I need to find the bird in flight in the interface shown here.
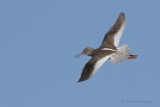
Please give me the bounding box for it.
[75,12,137,82]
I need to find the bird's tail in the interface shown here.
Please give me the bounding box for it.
[110,44,137,64]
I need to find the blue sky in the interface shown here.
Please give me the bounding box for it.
[0,0,159,107]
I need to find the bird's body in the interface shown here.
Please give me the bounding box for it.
[75,12,137,82]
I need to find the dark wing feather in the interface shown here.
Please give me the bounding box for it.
[100,12,126,49]
[78,57,99,82]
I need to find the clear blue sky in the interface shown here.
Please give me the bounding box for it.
[0,0,159,107]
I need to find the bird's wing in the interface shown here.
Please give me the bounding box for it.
[100,12,126,49]
[78,55,111,82]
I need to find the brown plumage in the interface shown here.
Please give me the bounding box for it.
[75,12,137,82]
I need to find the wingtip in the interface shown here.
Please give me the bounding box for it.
[77,78,84,82]
[77,76,89,82]
[77,80,82,82]
[120,12,125,14]
[120,12,125,18]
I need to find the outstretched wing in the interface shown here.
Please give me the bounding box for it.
[78,55,111,82]
[100,12,126,49]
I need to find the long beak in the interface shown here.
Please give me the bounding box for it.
[74,52,84,58]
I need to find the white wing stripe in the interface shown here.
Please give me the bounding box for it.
[92,55,111,75]
[114,23,126,47]
[101,48,116,51]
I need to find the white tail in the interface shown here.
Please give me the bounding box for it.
[110,44,129,64]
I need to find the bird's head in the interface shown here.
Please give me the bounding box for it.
[75,47,94,58]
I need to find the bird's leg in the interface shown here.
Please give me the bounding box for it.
[128,54,138,59]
